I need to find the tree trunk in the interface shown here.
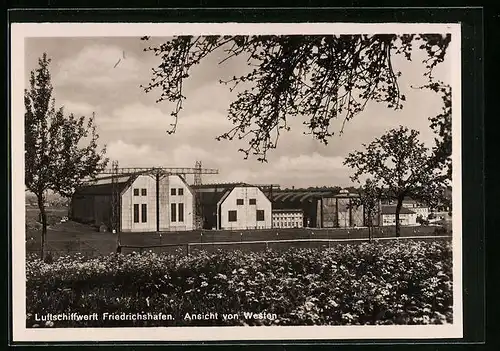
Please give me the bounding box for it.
[368,214,372,242]
[395,197,403,238]
[37,194,47,259]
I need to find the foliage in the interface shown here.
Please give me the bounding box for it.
[24,53,108,258]
[416,215,430,226]
[141,34,451,162]
[27,240,453,328]
[420,81,452,181]
[344,126,448,237]
[350,179,381,239]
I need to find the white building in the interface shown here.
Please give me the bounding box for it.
[401,199,430,219]
[71,174,195,232]
[217,186,272,230]
[381,205,417,226]
[272,209,304,228]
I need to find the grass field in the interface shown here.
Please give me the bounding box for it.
[25,207,452,258]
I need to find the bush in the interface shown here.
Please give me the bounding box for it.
[26,240,453,328]
[416,216,429,226]
[434,226,448,235]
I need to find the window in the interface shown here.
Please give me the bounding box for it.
[256,210,265,221]
[133,189,139,196]
[171,203,177,222]
[141,204,147,223]
[228,210,237,222]
[171,188,176,196]
[178,203,184,222]
[133,204,139,223]
[236,199,244,205]
[141,188,147,196]
[178,188,184,196]
[249,198,256,205]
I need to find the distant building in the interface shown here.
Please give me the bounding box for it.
[272,209,304,228]
[193,183,272,230]
[381,205,417,226]
[384,198,430,220]
[316,189,366,228]
[271,188,376,228]
[71,174,195,232]
[271,189,334,227]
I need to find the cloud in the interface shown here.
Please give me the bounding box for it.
[54,44,142,88]
[272,153,347,174]
[216,152,351,187]
[105,140,229,168]
[58,100,97,117]
[99,102,233,135]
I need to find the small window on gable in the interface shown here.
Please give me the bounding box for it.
[141,188,147,196]
[236,199,244,205]
[249,198,256,205]
[228,210,237,222]
[171,188,176,196]
[133,188,139,196]
[256,210,265,222]
[178,188,184,196]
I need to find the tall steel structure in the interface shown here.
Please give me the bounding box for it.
[103,165,219,233]
[194,160,202,186]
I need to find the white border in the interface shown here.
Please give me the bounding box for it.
[11,22,463,342]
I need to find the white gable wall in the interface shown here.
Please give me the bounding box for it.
[121,175,157,232]
[219,186,272,230]
[121,174,194,232]
[164,175,194,231]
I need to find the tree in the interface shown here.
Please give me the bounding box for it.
[25,53,108,259]
[343,126,448,237]
[141,34,451,162]
[350,179,381,241]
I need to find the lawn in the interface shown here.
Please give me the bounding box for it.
[25,208,451,258]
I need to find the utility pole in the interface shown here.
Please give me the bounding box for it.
[194,160,203,230]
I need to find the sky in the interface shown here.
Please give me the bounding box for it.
[24,36,451,189]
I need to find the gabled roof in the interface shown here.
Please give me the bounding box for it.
[197,188,230,207]
[217,189,232,207]
[272,190,335,203]
[194,182,272,206]
[74,175,135,196]
[381,205,416,215]
[191,182,250,190]
[177,175,195,196]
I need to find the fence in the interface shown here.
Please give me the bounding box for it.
[26,224,451,258]
[118,235,452,256]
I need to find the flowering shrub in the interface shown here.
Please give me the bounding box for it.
[26,240,453,327]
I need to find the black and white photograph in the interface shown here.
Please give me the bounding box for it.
[11,22,463,342]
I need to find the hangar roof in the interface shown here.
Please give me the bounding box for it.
[73,176,134,196]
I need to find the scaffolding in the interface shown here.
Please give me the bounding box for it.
[194,161,202,186]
